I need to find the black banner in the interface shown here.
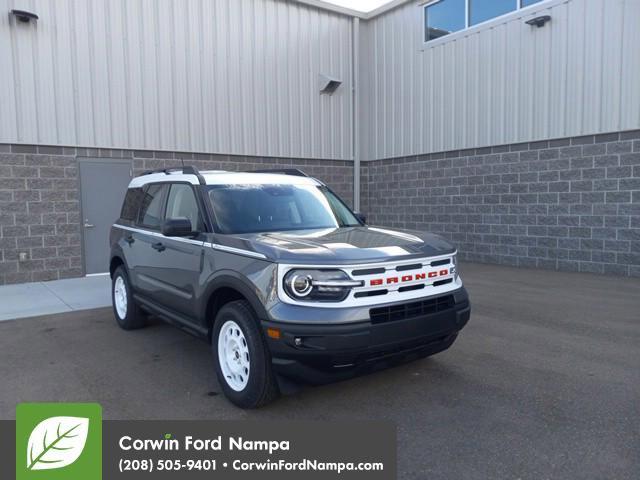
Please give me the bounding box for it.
[2,420,396,479]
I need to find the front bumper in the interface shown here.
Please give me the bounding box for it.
[262,287,470,384]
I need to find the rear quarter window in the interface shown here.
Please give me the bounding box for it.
[120,188,144,222]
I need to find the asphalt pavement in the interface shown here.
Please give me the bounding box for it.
[1,262,638,479]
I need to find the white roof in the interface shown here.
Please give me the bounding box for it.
[128,170,321,188]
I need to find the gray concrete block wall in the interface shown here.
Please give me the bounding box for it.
[0,145,353,285]
[362,131,640,277]
[2,130,639,284]
[0,151,82,284]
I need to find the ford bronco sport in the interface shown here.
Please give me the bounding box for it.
[110,167,471,408]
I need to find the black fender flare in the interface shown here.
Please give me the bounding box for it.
[198,270,270,326]
[109,246,129,277]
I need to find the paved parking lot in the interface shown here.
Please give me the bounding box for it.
[1,263,638,479]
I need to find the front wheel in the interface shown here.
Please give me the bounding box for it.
[212,300,279,408]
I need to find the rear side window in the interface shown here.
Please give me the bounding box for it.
[120,188,144,222]
[137,184,168,230]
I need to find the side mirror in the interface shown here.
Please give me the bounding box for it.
[354,212,367,224]
[162,217,194,237]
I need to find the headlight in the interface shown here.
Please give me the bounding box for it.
[283,269,363,302]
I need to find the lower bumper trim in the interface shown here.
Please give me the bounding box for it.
[272,333,458,385]
[263,291,471,384]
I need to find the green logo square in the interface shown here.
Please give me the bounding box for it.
[16,403,102,480]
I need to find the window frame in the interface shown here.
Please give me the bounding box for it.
[320,186,363,228]
[421,0,558,48]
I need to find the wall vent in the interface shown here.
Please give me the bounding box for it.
[11,9,38,23]
[525,15,551,28]
[318,74,342,95]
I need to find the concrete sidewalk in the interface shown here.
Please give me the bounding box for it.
[0,275,111,321]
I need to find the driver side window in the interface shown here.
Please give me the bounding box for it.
[165,183,204,232]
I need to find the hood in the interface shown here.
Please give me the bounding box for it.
[216,226,456,264]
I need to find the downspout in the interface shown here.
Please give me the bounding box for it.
[351,16,361,211]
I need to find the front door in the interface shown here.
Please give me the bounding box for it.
[150,182,206,320]
[79,159,132,274]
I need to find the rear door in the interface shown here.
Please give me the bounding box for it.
[132,183,170,304]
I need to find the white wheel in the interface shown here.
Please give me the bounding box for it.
[212,301,279,408]
[217,320,250,392]
[111,265,145,330]
[114,275,128,320]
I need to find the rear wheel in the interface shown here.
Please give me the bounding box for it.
[111,265,146,330]
[212,300,279,408]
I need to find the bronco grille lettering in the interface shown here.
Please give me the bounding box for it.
[369,269,449,287]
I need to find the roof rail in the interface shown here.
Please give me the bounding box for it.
[249,168,309,177]
[141,165,206,185]
[141,167,181,176]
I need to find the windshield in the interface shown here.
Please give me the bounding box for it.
[207,184,361,234]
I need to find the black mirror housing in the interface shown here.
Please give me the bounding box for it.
[162,217,194,237]
[355,212,367,224]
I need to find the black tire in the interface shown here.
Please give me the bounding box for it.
[212,300,279,409]
[111,265,146,330]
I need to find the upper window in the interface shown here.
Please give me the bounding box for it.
[137,184,167,230]
[425,0,465,42]
[424,0,544,43]
[165,183,204,232]
[470,0,517,26]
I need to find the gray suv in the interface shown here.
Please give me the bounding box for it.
[109,167,471,408]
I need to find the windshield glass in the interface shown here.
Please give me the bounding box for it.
[207,184,361,234]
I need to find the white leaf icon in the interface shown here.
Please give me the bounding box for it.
[26,416,90,470]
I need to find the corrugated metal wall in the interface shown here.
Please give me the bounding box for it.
[359,0,640,160]
[0,0,354,159]
[2,0,639,162]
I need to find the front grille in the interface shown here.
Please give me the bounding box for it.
[396,263,422,272]
[370,294,455,324]
[352,267,385,276]
[430,259,451,267]
[354,289,388,298]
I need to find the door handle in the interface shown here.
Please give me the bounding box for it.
[151,242,165,252]
[124,235,135,245]
[83,219,95,228]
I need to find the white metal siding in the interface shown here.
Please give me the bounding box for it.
[359,0,640,160]
[0,0,354,159]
